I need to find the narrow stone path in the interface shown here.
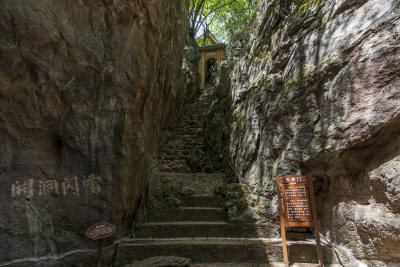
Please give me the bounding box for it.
[158,91,214,173]
[114,89,348,266]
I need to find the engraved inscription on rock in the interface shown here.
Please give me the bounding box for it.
[281,180,312,222]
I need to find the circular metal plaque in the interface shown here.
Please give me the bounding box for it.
[86,222,116,240]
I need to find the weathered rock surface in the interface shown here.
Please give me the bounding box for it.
[0,0,188,265]
[182,36,201,99]
[211,0,400,265]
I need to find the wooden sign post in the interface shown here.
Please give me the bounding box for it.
[275,175,323,266]
[86,222,116,267]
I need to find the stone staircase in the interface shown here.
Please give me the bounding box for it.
[114,178,348,266]
[114,91,349,266]
[158,92,214,173]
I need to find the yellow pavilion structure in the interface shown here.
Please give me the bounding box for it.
[196,31,225,88]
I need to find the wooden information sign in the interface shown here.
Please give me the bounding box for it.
[86,222,116,267]
[276,175,323,266]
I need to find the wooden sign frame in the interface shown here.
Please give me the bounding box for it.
[276,175,323,266]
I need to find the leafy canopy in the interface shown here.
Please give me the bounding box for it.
[189,0,257,44]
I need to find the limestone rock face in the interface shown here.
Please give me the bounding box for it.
[182,36,201,99]
[215,0,400,264]
[0,0,188,265]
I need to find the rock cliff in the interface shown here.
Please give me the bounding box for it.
[0,0,188,265]
[211,0,400,265]
[182,36,201,100]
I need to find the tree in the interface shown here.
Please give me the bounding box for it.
[189,0,257,43]
[209,0,257,42]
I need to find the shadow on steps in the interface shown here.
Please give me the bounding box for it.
[114,191,348,266]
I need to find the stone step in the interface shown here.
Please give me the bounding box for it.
[187,122,205,126]
[180,136,205,142]
[167,140,204,146]
[187,104,211,109]
[158,159,188,164]
[159,159,186,166]
[184,102,212,107]
[158,162,189,170]
[179,195,225,207]
[158,160,190,166]
[161,142,185,148]
[158,173,224,196]
[159,150,202,159]
[150,207,226,222]
[170,139,203,144]
[114,237,348,266]
[159,154,184,161]
[158,166,172,172]
[161,142,203,149]
[180,110,205,115]
[159,151,205,161]
[193,263,346,267]
[158,162,188,169]
[159,165,190,173]
[163,131,203,137]
[158,158,186,165]
[172,132,203,138]
[188,101,212,106]
[178,111,205,116]
[159,150,201,158]
[160,148,191,156]
[181,112,207,116]
[160,143,204,152]
[135,222,274,238]
[178,119,205,124]
[179,114,204,119]
[171,130,204,137]
[170,131,204,137]
[161,144,203,152]
[158,159,188,165]
[175,125,205,131]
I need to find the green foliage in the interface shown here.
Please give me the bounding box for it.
[209,0,257,42]
[189,0,258,43]
[196,36,216,46]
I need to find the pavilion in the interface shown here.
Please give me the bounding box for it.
[196,30,225,88]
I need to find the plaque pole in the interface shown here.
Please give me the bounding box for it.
[97,238,103,267]
[307,176,324,267]
[275,177,289,266]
